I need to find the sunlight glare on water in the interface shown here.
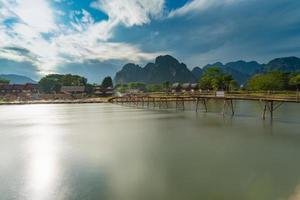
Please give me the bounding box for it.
[0,103,300,200]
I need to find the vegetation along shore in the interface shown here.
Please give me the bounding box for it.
[1,55,300,105]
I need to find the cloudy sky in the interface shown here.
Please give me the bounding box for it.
[0,0,300,82]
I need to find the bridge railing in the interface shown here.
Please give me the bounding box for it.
[225,91,299,101]
[110,90,300,103]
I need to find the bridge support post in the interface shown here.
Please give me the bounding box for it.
[230,99,234,116]
[176,97,185,111]
[203,98,208,113]
[142,97,144,107]
[262,103,267,120]
[159,98,162,109]
[261,100,283,121]
[222,99,235,116]
[165,97,168,109]
[270,101,274,120]
[196,98,208,113]
[262,101,273,120]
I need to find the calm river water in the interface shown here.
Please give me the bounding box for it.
[0,102,300,200]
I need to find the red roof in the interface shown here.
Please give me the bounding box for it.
[12,84,25,90]
[2,85,13,90]
[61,86,85,93]
[24,83,38,90]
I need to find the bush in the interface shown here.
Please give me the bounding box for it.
[246,72,289,91]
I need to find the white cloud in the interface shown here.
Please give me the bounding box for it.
[0,0,167,76]
[91,0,165,27]
[1,0,57,33]
[169,0,242,17]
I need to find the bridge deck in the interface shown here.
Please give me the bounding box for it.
[109,94,300,103]
[109,93,299,120]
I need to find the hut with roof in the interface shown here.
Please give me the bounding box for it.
[181,83,192,92]
[93,85,114,96]
[23,83,39,94]
[171,83,182,93]
[61,86,85,95]
[190,83,199,92]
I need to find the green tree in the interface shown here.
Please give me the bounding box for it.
[146,84,163,92]
[199,67,235,90]
[38,74,87,93]
[223,75,234,91]
[289,74,300,90]
[38,75,61,93]
[229,80,239,91]
[128,82,146,91]
[85,83,94,95]
[0,78,10,84]
[115,84,128,93]
[163,81,170,92]
[101,76,113,88]
[246,71,288,91]
[116,82,146,93]
[62,74,87,86]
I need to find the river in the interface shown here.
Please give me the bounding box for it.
[0,102,300,200]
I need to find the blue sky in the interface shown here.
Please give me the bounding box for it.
[1,0,300,83]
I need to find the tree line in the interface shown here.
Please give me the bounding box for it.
[198,67,300,91]
[103,68,300,93]
[0,78,10,84]
[38,74,113,93]
[115,82,170,93]
[2,69,300,93]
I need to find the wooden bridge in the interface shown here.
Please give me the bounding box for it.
[108,92,300,120]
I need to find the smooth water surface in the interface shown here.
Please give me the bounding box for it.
[0,102,300,200]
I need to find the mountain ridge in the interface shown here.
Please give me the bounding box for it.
[115,55,300,85]
[115,55,197,84]
[264,56,300,72]
[0,74,36,84]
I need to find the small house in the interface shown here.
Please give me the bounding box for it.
[61,86,85,94]
[0,84,12,94]
[0,83,39,98]
[181,83,192,92]
[171,83,181,93]
[23,83,39,94]
[93,85,114,96]
[105,87,114,96]
[93,85,103,96]
[0,84,24,94]
[12,84,25,93]
[190,83,199,92]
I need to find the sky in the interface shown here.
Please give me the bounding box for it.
[0,0,300,83]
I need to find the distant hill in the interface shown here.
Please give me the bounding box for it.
[0,74,36,84]
[224,61,262,76]
[264,56,300,72]
[203,62,223,69]
[114,55,300,85]
[115,55,197,84]
[191,67,203,79]
[202,60,263,84]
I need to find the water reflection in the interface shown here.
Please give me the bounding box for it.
[6,105,63,200]
[25,134,59,200]
[0,103,300,200]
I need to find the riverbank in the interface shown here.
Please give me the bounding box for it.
[0,97,110,106]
